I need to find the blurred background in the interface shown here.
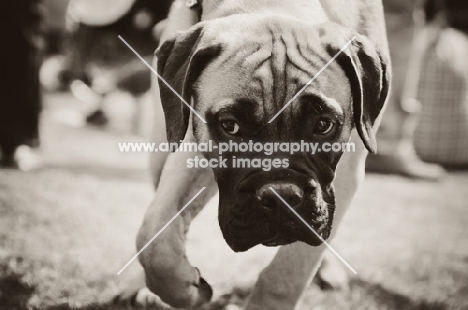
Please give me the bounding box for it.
[0,0,467,309]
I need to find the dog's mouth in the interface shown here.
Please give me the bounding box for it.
[222,219,331,252]
[219,198,333,252]
[262,235,294,247]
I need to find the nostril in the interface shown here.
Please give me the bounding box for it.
[256,183,304,208]
[257,194,277,208]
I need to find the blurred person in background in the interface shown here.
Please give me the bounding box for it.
[65,0,172,131]
[0,0,44,170]
[367,0,445,180]
[368,0,468,178]
[414,0,468,168]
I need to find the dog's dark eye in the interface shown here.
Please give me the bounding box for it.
[221,120,241,135]
[314,118,334,135]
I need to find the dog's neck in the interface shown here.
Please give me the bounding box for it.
[202,0,329,24]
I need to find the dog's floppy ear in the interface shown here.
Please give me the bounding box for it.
[321,24,390,153]
[156,23,222,144]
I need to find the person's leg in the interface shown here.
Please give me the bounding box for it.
[0,0,43,169]
[367,0,444,180]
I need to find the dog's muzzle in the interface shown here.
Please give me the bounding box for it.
[218,169,335,252]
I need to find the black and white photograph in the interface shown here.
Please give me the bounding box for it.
[0,0,467,309]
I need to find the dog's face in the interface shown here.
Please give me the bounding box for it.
[157,15,389,252]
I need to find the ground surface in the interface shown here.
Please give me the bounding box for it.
[0,93,467,310]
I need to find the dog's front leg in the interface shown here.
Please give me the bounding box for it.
[244,134,367,310]
[137,147,218,309]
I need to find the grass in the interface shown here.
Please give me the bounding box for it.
[0,93,467,310]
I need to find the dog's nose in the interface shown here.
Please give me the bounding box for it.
[256,183,304,208]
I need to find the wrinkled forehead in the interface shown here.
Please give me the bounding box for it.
[195,20,351,117]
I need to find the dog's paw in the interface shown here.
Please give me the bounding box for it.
[199,287,250,310]
[114,287,173,309]
[200,302,242,310]
[134,287,173,309]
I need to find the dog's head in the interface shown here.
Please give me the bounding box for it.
[156,15,389,252]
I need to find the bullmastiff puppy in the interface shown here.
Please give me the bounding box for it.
[120,0,390,309]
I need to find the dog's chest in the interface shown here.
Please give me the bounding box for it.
[201,0,328,24]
